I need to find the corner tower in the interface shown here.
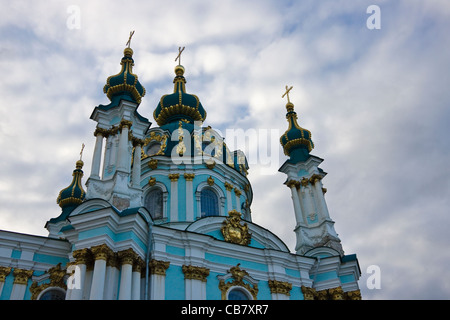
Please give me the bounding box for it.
[279,87,343,256]
[84,45,151,210]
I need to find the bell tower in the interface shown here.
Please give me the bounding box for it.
[84,44,151,210]
[279,87,343,256]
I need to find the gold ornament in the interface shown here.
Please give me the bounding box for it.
[221,210,251,246]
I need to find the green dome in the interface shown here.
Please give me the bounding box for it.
[153,65,206,126]
[103,48,146,104]
[56,160,85,210]
[280,102,314,162]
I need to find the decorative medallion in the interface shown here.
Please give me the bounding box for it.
[221,210,251,246]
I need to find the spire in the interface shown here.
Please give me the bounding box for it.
[103,32,146,104]
[153,47,207,126]
[279,86,314,163]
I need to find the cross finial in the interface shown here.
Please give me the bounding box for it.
[79,143,85,161]
[175,46,185,65]
[282,85,293,104]
[126,30,135,48]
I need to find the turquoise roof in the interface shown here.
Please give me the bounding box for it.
[153,65,206,126]
[103,48,146,104]
[55,160,85,217]
[280,102,314,163]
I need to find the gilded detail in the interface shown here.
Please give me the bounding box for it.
[219,264,258,300]
[221,210,251,246]
[0,266,12,282]
[182,265,210,282]
[13,268,33,285]
[184,173,195,181]
[148,259,170,276]
[30,263,67,300]
[268,280,293,296]
[168,173,180,182]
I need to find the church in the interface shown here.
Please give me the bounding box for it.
[0,41,361,300]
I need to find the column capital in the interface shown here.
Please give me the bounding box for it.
[0,266,11,282]
[309,174,322,185]
[268,280,292,296]
[234,188,242,197]
[118,248,138,266]
[94,127,109,137]
[72,248,93,265]
[132,256,145,274]
[148,259,170,276]
[224,182,234,191]
[119,119,133,130]
[182,265,210,282]
[168,173,180,182]
[286,179,300,189]
[91,244,114,261]
[301,285,317,300]
[184,173,195,181]
[13,268,33,285]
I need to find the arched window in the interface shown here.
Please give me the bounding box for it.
[145,188,163,219]
[228,287,251,300]
[201,188,219,217]
[39,288,66,300]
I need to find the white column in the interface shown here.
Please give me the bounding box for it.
[148,260,169,300]
[117,120,131,172]
[68,263,86,300]
[90,259,107,300]
[182,265,208,300]
[90,130,104,179]
[10,268,32,300]
[287,181,303,225]
[131,261,142,300]
[195,191,201,218]
[132,143,142,188]
[68,248,90,300]
[184,173,194,221]
[312,178,331,220]
[104,261,119,300]
[234,188,242,212]
[118,249,136,300]
[150,274,166,300]
[89,244,111,300]
[301,181,315,222]
[169,174,179,222]
[225,183,233,213]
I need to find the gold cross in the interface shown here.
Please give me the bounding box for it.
[79,143,85,161]
[282,85,293,103]
[126,30,135,48]
[175,46,185,65]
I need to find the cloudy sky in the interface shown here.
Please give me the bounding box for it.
[1,0,450,300]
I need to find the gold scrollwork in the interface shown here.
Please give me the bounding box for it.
[221,210,251,246]
[268,280,293,296]
[142,131,168,160]
[30,263,66,300]
[218,264,258,300]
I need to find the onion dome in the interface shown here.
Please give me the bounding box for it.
[280,102,314,162]
[153,65,207,126]
[56,160,85,211]
[103,47,146,104]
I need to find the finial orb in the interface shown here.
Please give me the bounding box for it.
[124,47,133,57]
[175,65,185,76]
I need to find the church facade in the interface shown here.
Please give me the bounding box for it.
[0,45,361,300]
